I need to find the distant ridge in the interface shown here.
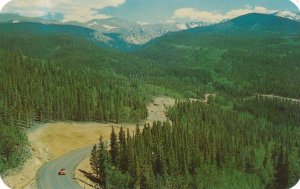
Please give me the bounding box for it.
[1,12,300,51]
[187,13,300,34]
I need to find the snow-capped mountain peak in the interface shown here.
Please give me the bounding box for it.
[273,10,300,22]
[186,21,209,29]
[173,21,209,30]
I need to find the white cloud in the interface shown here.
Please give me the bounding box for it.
[2,0,125,22]
[172,6,276,23]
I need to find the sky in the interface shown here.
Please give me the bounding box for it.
[0,0,299,23]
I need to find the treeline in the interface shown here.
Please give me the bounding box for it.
[91,101,300,189]
[0,50,148,173]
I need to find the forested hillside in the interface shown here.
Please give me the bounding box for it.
[90,99,300,189]
[1,15,300,99]
[136,14,300,98]
[0,49,150,173]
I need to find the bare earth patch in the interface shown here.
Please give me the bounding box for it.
[146,97,175,124]
[27,122,136,159]
[189,93,216,103]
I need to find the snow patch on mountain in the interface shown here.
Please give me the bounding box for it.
[185,21,209,29]
[176,24,187,30]
[87,21,97,27]
[102,24,118,30]
[121,21,210,45]
[273,10,300,22]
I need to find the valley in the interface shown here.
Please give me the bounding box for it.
[0,9,299,189]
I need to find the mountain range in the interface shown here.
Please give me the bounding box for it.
[0,13,208,47]
[0,10,299,51]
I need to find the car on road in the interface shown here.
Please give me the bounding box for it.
[58,168,67,175]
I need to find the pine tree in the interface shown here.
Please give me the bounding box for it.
[118,126,128,172]
[110,126,119,167]
[97,136,108,189]
[90,145,99,178]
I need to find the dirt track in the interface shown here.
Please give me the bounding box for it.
[257,94,300,103]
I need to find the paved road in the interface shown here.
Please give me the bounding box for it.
[37,146,92,189]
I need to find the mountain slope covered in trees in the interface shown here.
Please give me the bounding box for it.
[0,49,150,172]
[136,14,300,99]
[0,13,299,188]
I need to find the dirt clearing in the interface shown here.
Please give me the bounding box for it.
[146,97,175,124]
[27,122,135,159]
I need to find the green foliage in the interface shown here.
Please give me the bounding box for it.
[287,147,300,188]
[90,145,99,176]
[0,124,28,173]
[110,127,119,166]
[97,136,109,188]
[106,165,131,189]
[2,21,299,99]
[0,50,150,173]
[137,33,300,99]
[234,96,300,127]
[91,101,299,188]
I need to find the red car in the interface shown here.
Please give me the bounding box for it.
[58,168,67,175]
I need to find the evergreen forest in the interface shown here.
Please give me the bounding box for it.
[90,97,300,189]
[0,13,299,188]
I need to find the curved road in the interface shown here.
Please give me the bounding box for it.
[36,97,176,189]
[37,146,92,189]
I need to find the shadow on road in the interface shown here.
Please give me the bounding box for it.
[74,169,99,188]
